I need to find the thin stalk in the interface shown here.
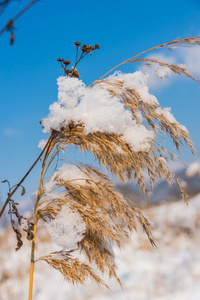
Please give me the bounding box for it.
[28,169,44,300]
[91,35,200,85]
[28,133,55,300]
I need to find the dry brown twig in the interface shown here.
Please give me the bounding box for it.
[0,0,39,45]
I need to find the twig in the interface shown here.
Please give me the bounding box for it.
[0,0,11,17]
[0,0,39,36]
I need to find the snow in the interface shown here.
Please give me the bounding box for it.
[156,107,177,123]
[57,76,86,109]
[121,123,154,152]
[109,70,159,105]
[19,219,29,231]
[45,204,86,250]
[41,68,190,153]
[155,107,189,133]
[38,139,47,150]
[72,85,132,134]
[41,75,157,152]
[43,164,95,192]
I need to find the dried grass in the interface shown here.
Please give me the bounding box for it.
[38,251,109,288]
[36,36,199,287]
[37,164,154,285]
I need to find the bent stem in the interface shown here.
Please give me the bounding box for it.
[28,133,56,300]
[91,35,200,84]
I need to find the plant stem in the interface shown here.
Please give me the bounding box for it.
[91,35,200,85]
[28,177,43,300]
[28,216,37,300]
[28,133,55,300]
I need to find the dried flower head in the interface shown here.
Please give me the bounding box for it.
[75,41,81,46]
[63,60,71,65]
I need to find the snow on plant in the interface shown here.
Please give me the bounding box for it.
[44,204,86,250]
[0,37,200,299]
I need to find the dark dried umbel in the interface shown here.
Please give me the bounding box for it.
[57,41,100,78]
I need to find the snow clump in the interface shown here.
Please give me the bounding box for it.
[45,204,86,250]
[41,71,187,152]
[42,74,155,152]
[43,164,94,193]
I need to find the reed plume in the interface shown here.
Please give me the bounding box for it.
[30,37,198,290]
[0,37,199,299]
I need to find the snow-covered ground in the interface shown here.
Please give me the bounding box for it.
[1,194,200,300]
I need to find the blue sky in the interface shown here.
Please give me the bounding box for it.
[0,0,200,203]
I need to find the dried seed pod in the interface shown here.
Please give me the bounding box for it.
[87,45,94,50]
[63,60,71,65]
[95,44,100,49]
[57,58,62,62]
[75,41,81,46]
[72,70,80,78]
[81,44,87,52]
[64,69,71,75]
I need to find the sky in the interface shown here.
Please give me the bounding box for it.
[0,0,200,204]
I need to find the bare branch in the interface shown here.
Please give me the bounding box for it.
[0,0,39,41]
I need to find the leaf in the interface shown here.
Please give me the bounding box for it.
[1,180,8,183]
[21,186,26,196]
[10,32,15,46]
[27,231,34,241]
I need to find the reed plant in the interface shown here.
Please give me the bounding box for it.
[0,36,200,300]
